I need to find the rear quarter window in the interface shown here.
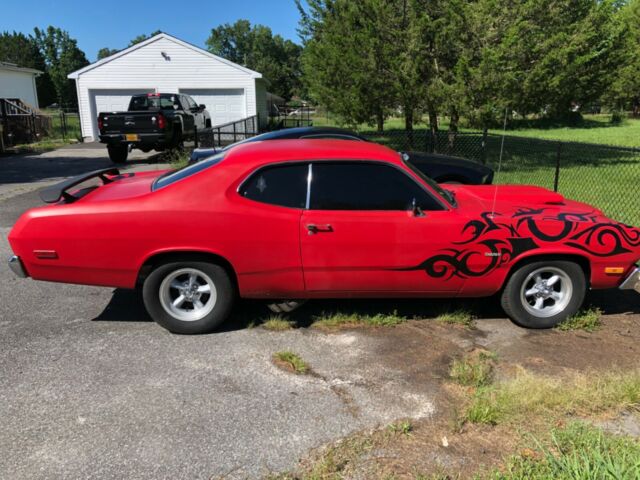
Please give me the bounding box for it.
[239,164,308,209]
[153,152,226,190]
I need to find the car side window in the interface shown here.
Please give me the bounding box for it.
[310,162,444,211]
[240,164,308,209]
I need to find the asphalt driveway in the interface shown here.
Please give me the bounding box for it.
[1,145,639,479]
[0,145,447,479]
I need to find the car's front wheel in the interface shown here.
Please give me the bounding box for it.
[142,261,235,334]
[500,260,586,329]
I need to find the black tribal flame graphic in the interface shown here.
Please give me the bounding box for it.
[404,208,640,280]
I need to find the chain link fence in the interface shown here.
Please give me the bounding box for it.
[197,115,259,149]
[358,129,640,226]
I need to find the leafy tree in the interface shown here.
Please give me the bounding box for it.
[499,0,625,119]
[33,26,89,108]
[128,30,162,47]
[605,0,640,115]
[96,47,119,60]
[0,31,56,107]
[206,20,302,100]
[297,0,398,131]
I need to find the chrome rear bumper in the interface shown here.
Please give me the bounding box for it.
[8,255,27,278]
[619,264,640,293]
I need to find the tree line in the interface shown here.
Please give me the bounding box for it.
[0,27,88,109]
[1,0,638,129]
[297,0,640,132]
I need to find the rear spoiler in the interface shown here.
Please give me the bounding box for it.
[40,168,120,203]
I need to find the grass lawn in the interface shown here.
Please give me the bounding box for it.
[312,113,640,148]
[488,114,640,148]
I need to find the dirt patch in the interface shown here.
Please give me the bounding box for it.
[273,293,640,479]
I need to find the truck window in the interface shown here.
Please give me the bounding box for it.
[129,94,178,111]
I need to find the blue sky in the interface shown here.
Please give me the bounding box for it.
[1,0,303,62]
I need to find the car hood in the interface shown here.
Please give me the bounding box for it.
[406,152,491,172]
[449,185,603,217]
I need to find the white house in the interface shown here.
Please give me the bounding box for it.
[0,62,41,108]
[68,33,268,141]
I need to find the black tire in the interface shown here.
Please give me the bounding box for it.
[205,119,212,128]
[107,145,128,164]
[142,261,235,334]
[500,260,586,329]
[169,127,184,151]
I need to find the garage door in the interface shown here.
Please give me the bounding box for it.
[180,88,245,127]
[89,89,153,138]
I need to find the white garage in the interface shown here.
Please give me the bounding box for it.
[179,88,245,126]
[68,33,269,141]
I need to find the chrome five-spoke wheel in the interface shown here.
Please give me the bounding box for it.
[143,261,234,334]
[520,267,573,318]
[501,260,586,329]
[159,268,217,321]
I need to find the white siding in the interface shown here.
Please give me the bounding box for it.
[73,36,260,140]
[0,69,39,107]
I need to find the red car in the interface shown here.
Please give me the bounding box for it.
[8,140,640,334]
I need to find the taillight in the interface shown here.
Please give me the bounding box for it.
[98,116,103,131]
[157,114,166,129]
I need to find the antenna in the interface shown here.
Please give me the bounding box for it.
[489,108,509,218]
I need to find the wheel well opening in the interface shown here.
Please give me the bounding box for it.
[505,254,591,288]
[137,251,238,292]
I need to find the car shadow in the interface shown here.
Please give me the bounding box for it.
[0,150,168,185]
[93,288,640,332]
[92,289,507,332]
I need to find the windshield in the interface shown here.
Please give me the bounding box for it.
[129,94,178,111]
[401,155,457,207]
[153,152,226,190]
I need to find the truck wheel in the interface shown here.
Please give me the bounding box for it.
[142,261,235,334]
[500,260,586,329]
[170,127,184,151]
[107,145,128,164]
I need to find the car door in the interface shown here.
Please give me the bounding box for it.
[236,163,308,295]
[185,95,206,130]
[179,95,196,136]
[299,161,465,293]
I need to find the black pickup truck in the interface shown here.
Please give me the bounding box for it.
[97,93,211,163]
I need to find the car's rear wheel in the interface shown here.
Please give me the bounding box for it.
[500,260,586,329]
[142,261,234,334]
[107,145,128,164]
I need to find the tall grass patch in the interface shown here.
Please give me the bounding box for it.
[489,422,640,480]
[466,368,640,426]
[311,311,406,329]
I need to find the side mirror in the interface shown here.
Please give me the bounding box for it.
[199,104,206,112]
[411,198,425,217]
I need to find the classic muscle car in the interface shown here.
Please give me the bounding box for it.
[8,140,640,334]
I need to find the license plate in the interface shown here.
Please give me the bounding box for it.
[125,134,139,142]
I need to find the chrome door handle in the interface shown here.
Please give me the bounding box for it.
[307,224,333,234]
